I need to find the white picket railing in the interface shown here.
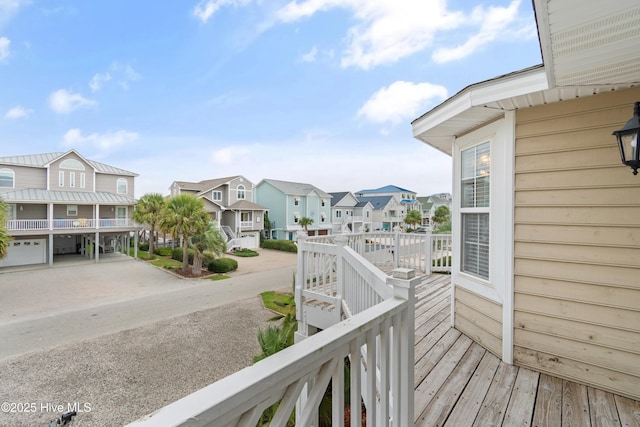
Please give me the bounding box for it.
[6,218,135,231]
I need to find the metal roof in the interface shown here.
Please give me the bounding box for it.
[356,185,415,194]
[227,200,267,210]
[0,188,137,204]
[260,179,332,198]
[0,150,138,176]
[356,195,394,210]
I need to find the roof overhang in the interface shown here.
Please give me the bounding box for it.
[412,0,640,156]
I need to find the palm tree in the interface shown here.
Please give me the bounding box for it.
[0,198,12,260]
[189,221,227,275]
[133,193,165,259]
[404,209,422,230]
[298,216,313,232]
[161,194,209,273]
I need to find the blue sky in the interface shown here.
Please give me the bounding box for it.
[0,0,541,198]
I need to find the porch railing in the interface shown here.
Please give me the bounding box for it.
[6,218,135,231]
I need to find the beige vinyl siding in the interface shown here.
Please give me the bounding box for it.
[95,173,133,197]
[454,287,503,358]
[11,165,47,190]
[513,87,640,400]
[49,154,94,192]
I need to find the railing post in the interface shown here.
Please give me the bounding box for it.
[394,229,400,268]
[295,231,308,337]
[335,234,348,318]
[389,268,419,427]
[425,228,433,276]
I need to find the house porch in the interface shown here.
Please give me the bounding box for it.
[413,274,640,426]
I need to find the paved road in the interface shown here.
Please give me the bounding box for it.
[0,253,296,360]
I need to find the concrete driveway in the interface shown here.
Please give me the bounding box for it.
[0,249,297,359]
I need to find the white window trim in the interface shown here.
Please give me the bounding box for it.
[451,112,515,363]
[69,172,76,188]
[212,191,222,201]
[67,205,78,216]
[237,185,246,200]
[0,168,15,188]
[117,178,128,194]
[59,171,64,187]
[80,173,86,189]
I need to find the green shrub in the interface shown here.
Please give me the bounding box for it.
[153,247,173,257]
[139,243,149,251]
[262,239,297,253]
[433,256,452,267]
[208,257,238,273]
[172,247,194,264]
[234,248,259,257]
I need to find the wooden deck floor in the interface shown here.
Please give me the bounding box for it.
[413,274,640,427]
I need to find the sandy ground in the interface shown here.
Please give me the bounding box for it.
[0,249,297,426]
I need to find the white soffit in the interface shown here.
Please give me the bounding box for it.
[538,0,640,87]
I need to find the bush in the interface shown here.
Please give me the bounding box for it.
[208,257,238,273]
[153,247,173,257]
[172,247,194,264]
[433,256,452,267]
[139,243,149,251]
[262,239,297,253]
[234,248,259,257]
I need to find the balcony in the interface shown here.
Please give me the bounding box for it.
[6,218,136,232]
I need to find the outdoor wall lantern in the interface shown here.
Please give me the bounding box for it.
[612,101,640,175]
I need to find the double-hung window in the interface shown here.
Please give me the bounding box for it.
[460,141,490,280]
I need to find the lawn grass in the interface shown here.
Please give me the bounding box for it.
[150,258,182,269]
[207,274,230,281]
[260,291,296,316]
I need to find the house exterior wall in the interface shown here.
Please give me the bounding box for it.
[49,153,95,192]
[256,182,287,238]
[7,165,47,190]
[95,174,134,198]
[454,287,503,358]
[513,87,640,400]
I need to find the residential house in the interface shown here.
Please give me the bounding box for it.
[328,191,373,233]
[256,179,332,240]
[417,193,452,226]
[355,195,401,231]
[412,0,640,400]
[355,184,422,228]
[169,176,266,249]
[0,149,138,268]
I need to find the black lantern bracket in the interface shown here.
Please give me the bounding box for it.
[613,101,640,175]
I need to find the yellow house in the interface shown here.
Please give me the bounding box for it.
[412,0,640,400]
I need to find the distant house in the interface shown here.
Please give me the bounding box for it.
[0,149,138,268]
[355,195,401,231]
[328,191,373,233]
[256,179,332,240]
[355,184,422,229]
[417,193,452,226]
[169,176,266,249]
[412,0,640,400]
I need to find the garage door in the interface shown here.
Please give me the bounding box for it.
[0,238,47,267]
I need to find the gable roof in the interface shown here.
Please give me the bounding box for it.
[227,200,267,211]
[328,192,350,207]
[356,195,393,211]
[172,176,241,193]
[260,179,331,198]
[0,150,138,176]
[356,185,415,194]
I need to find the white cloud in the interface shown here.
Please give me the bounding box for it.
[63,128,139,151]
[211,146,250,164]
[110,62,141,90]
[4,105,32,119]
[0,0,28,28]
[276,0,526,69]
[88,72,111,92]
[432,0,523,63]
[358,81,447,127]
[48,89,96,114]
[192,0,251,24]
[0,36,9,61]
[301,45,318,62]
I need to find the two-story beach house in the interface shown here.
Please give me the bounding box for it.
[412,0,640,401]
[0,149,138,268]
[256,178,332,240]
[356,194,403,231]
[169,176,266,249]
[417,193,452,227]
[328,191,373,233]
[356,185,422,220]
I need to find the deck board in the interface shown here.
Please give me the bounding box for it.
[413,274,640,426]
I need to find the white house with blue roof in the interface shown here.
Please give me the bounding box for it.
[0,149,138,268]
[328,191,373,233]
[355,185,422,230]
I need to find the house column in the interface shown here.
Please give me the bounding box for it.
[48,234,54,266]
[95,204,100,229]
[48,203,54,230]
[95,231,100,263]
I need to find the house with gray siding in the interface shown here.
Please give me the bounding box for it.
[256,179,332,240]
[169,176,266,249]
[0,149,138,268]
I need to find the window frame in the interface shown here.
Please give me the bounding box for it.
[117,178,128,195]
[0,168,14,188]
[237,185,245,200]
[67,205,78,216]
[59,171,64,187]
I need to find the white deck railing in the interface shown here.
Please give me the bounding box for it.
[6,218,136,231]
